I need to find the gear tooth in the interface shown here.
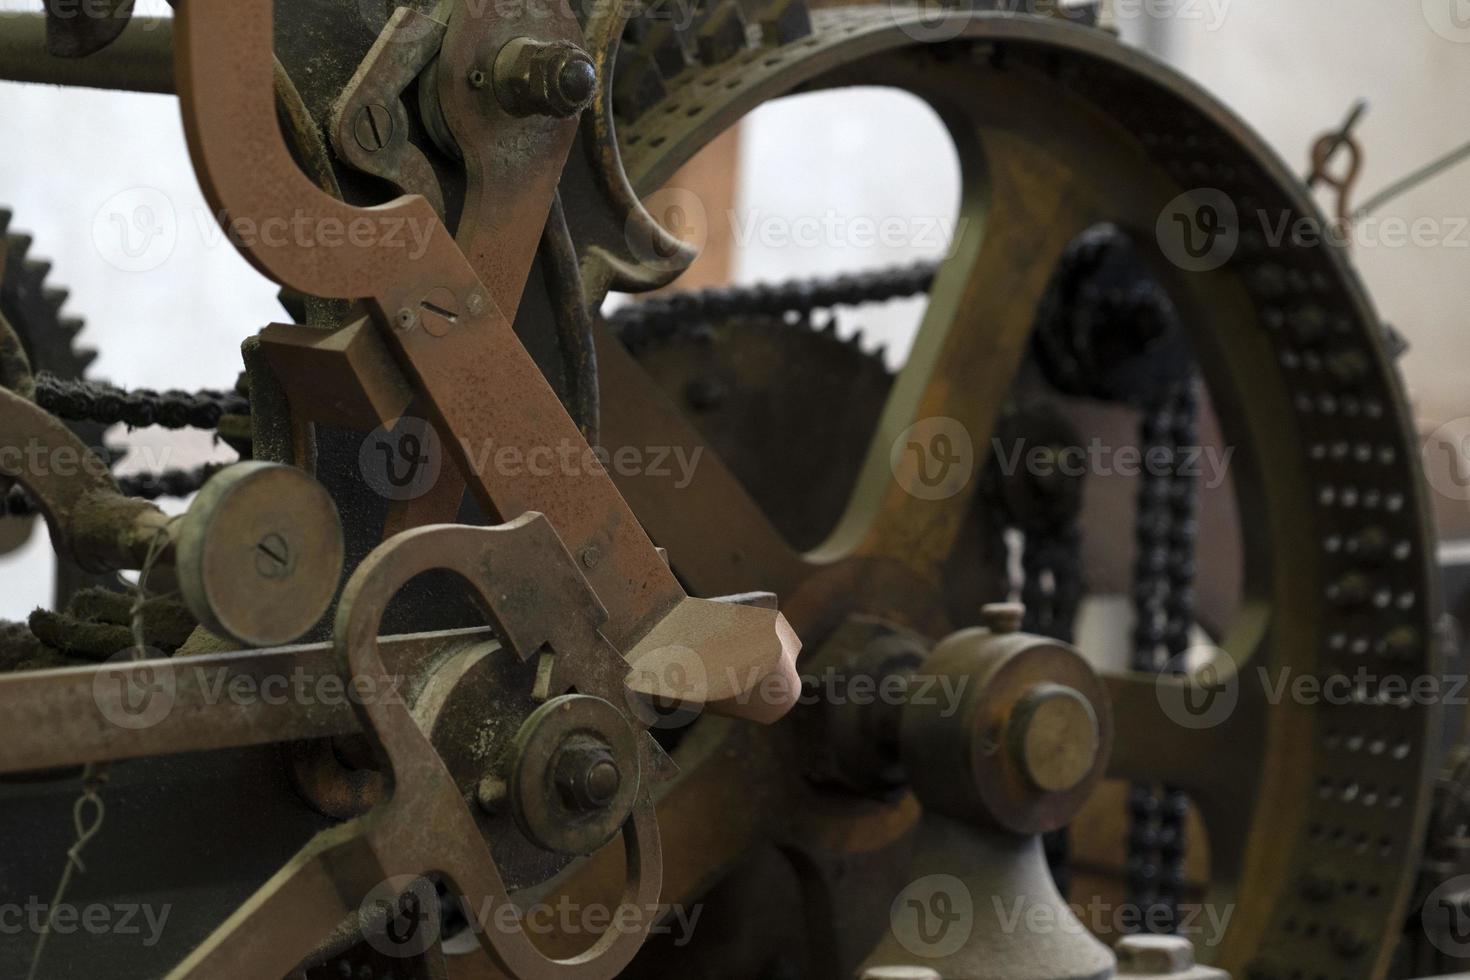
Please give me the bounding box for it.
[60,316,86,339]
[613,51,669,123]
[23,259,52,286]
[9,233,33,264]
[42,287,68,315]
[74,348,99,371]
[0,210,11,238]
[695,0,749,65]
[760,0,811,45]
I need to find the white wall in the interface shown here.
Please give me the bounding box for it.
[1,1,1466,619]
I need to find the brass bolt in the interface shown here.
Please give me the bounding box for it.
[1008,683,1099,794]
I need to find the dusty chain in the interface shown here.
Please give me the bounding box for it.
[608,261,939,352]
[34,373,249,430]
[1125,383,1199,934]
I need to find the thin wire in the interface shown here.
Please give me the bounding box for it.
[26,526,173,980]
[1354,137,1470,220]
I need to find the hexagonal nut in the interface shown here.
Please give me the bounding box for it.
[493,37,596,118]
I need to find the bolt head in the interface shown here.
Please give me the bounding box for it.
[554,52,597,108]
[554,744,622,811]
[1009,684,1100,794]
[981,602,1025,634]
[1115,934,1195,975]
[493,37,599,118]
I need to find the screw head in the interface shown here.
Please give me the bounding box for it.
[254,532,293,580]
[353,103,394,153]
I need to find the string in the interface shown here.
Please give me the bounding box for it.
[26,525,173,980]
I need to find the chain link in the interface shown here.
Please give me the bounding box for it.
[34,373,249,430]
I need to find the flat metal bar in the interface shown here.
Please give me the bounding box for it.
[0,13,174,94]
[0,626,492,774]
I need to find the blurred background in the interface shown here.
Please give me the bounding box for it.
[1,0,1468,617]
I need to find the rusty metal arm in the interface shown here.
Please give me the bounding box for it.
[172,0,800,721]
[0,13,173,93]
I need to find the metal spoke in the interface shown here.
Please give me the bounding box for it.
[815,131,1101,584]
